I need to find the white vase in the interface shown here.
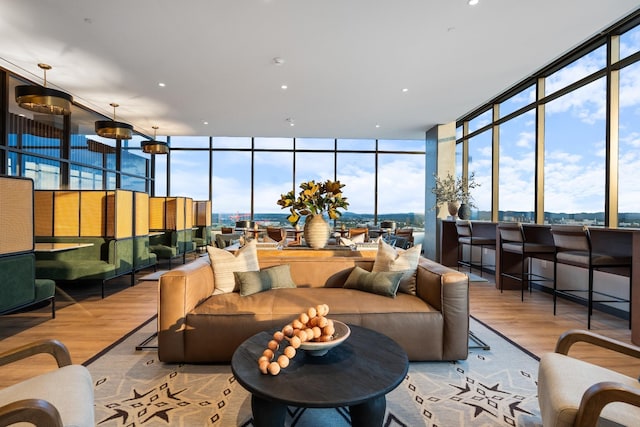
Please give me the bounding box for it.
[303,214,330,249]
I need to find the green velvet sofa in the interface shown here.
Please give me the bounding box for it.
[34,236,134,298]
[0,253,56,318]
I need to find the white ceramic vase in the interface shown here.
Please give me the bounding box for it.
[303,214,330,249]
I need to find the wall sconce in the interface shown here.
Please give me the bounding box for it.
[141,126,169,154]
[95,103,133,139]
[15,63,73,115]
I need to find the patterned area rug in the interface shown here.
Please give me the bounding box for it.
[87,317,542,426]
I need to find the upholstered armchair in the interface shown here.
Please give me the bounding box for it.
[0,339,94,426]
[538,329,640,427]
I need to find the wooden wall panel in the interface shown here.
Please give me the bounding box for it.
[34,191,54,237]
[53,192,80,237]
[0,177,33,254]
[135,192,149,236]
[166,198,178,230]
[80,191,106,237]
[149,197,166,230]
[184,198,193,229]
[114,190,133,239]
[193,200,212,226]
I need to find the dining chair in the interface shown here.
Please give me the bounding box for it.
[347,227,369,243]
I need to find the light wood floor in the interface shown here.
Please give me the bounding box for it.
[1,260,639,390]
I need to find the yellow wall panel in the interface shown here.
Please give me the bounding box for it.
[34,191,54,237]
[54,191,80,236]
[0,177,33,254]
[115,190,133,239]
[149,197,166,230]
[135,192,149,236]
[80,191,106,236]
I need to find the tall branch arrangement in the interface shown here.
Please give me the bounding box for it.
[431,172,480,208]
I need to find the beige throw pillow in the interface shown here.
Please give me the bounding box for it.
[372,239,422,295]
[207,239,259,294]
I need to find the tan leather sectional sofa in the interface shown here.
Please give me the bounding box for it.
[158,253,469,363]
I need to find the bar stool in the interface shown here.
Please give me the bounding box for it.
[550,224,632,329]
[497,222,555,301]
[455,220,496,278]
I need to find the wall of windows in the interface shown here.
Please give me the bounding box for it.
[457,10,640,228]
[164,137,426,230]
[1,73,153,192]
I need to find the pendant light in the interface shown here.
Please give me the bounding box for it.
[141,126,169,154]
[15,63,73,115]
[95,103,133,139]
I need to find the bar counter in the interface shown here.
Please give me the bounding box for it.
[440,219,640,345]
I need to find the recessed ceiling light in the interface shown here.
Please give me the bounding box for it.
[281,85,288,90]
[375,124,381,128]
[286,118,295,126]
[273,57,285,65]
[468,0,479,5]
[158,82,166,87]
[402,88,409,93]
[203,121,208,125]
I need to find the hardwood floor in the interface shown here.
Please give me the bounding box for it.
[1,260,638,391]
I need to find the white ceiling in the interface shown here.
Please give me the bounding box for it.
[1,0,639,140]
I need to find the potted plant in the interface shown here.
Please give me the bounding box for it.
[277,180,349,248]
[431,172,480,219]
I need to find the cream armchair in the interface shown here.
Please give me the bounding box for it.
[0,339,94,427]
[538,329,640,427]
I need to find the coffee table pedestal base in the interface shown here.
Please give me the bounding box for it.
[251,394,386,427]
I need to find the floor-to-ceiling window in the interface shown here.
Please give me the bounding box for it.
[456,11,640,227]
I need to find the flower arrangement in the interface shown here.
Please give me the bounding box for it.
[277,179,349,225]
[431,172,480,209]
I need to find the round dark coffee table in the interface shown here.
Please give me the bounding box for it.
[231,324,409,427]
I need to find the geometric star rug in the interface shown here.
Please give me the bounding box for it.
[86,316,542,426]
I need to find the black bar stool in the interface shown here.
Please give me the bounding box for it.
[455,220,496,278]
[550,224,632,329]
[497,222,555,301]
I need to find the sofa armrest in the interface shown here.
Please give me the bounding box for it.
[158,257,214,362]
[415,258,469,360]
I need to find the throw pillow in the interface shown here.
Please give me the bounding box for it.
[234,264,297,297]
[372,239,422,295]
[343,266,404,298]
[207,239,259,294]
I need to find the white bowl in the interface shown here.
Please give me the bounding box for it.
[299,320,351,356]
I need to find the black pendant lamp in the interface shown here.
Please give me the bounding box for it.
[15,63,73,115]
[95,103,133,139]
[141,126,169,154]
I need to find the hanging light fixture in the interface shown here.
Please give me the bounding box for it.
[141,126,169,154]
[15,63,73,115]
[95,103,133,139]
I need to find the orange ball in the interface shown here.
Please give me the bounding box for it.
[277,354,290,368]
[259,359,270,374]
[299,312,310,325]
[284,345,296,359]
[268,361,281,375]
[307,306,317,318]
[312,326,322,339]
[263,348,274,361]
[290,336,301,349]
[273,331,284,342]
[268,340,279,351]
[292,319,304,329]
[282,324,294,337]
